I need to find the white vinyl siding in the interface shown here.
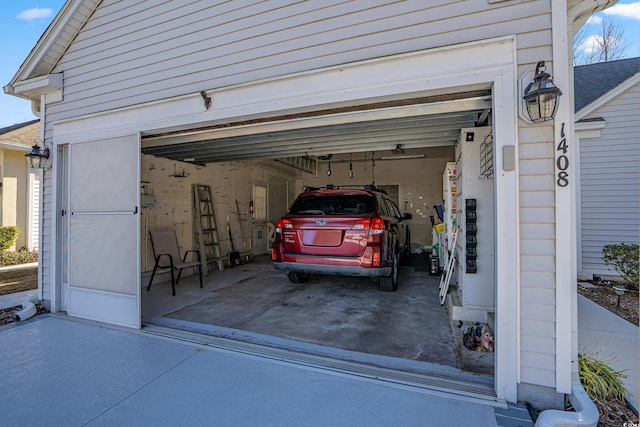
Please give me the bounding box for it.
[579,82,640,276]
[46,0,551,122]
[518,119,557,387]
[37,0,559,389]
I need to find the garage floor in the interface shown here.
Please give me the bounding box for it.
[142,255,492,376]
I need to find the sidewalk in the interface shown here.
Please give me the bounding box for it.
[0,289,38,310]
[578,294,638,412]
[0,315,506,427]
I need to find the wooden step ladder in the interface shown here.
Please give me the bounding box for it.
[192,184,224,274]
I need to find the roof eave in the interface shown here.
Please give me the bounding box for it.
[6,0,99,92]
[4,73,64,102]
[0,141,33,152]
[568,0,619,34]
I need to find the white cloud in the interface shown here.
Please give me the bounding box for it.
[576,35,602,54]
[586,15,603,25]
[16,8,53,21]
[603,2,640,20]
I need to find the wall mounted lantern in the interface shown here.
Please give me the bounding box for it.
[523,61,562,122]
[25,141,50,169]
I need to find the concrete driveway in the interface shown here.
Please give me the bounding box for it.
[0,315,508,427]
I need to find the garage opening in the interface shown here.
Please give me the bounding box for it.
[138,92,497,398]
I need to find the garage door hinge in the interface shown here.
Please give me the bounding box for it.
[133,206,138,214]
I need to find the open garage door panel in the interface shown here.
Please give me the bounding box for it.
[141,93,491,163]
[68,136,141,328]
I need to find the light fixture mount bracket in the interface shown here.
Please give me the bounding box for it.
[200,91,212,110]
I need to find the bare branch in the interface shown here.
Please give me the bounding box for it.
[573,16,627,65]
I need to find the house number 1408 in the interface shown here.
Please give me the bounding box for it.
[556,123,569,187]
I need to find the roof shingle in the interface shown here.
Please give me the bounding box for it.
[574,57,640,112]
[0,119,40,148]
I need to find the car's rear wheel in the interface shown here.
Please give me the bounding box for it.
[287,272,311,284]
[378,250,399,292]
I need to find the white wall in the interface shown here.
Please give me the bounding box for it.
[140,155,297,272]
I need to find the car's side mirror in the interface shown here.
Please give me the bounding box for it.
[402,213,412,220]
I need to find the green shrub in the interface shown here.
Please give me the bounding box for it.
[578,353,627,403]
[0,226,20,250]
[602,243,639,286]
[0,249,38,266]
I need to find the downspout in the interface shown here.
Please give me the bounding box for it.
[534,373,599,427]
[37,95,45,303]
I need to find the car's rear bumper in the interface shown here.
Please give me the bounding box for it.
[273,261,391,277]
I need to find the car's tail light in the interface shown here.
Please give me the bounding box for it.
[276,218,292,233]
[271,248,277,261]
[372,250,380,267]
[352,217,385,234]
[370,217,385,235]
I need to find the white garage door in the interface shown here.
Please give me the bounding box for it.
[67,135,140,328]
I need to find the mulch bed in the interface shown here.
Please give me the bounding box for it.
[578,280,639,326]
[594,399,638,427]
[578,279,638,426]
[0,304,49,327]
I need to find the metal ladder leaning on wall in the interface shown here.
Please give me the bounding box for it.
[439,228,458,305]
[192,184,225,275]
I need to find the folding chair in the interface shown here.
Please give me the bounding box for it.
[147,230,203,296]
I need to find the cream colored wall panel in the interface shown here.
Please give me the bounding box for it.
[520,335,555,353]
[520,367,555,388]
[520,238,555,256]
[515,29,552,49]
[521,302,555,321]
[520,271,554,288]
[520,254,554,272]
[520,224,554,240]
[521,287,555,303]
[519,125,554,144]
[521,351,556,372]
[519,175,554,192]
[519,159,554,175]
[520,207,554,223]
[518,142,553,159]
[521,318,555,338]
[519,191,554,207]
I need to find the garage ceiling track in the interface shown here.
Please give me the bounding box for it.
[141,95,491,164]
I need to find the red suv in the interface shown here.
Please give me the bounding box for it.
[272,185,412,291]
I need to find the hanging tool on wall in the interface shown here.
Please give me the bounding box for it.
[227,214,241,267]
[235,199,251,263]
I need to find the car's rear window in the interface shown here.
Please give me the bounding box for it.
[289,194,375,215]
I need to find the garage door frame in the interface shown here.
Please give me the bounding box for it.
[52,35,520,402]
